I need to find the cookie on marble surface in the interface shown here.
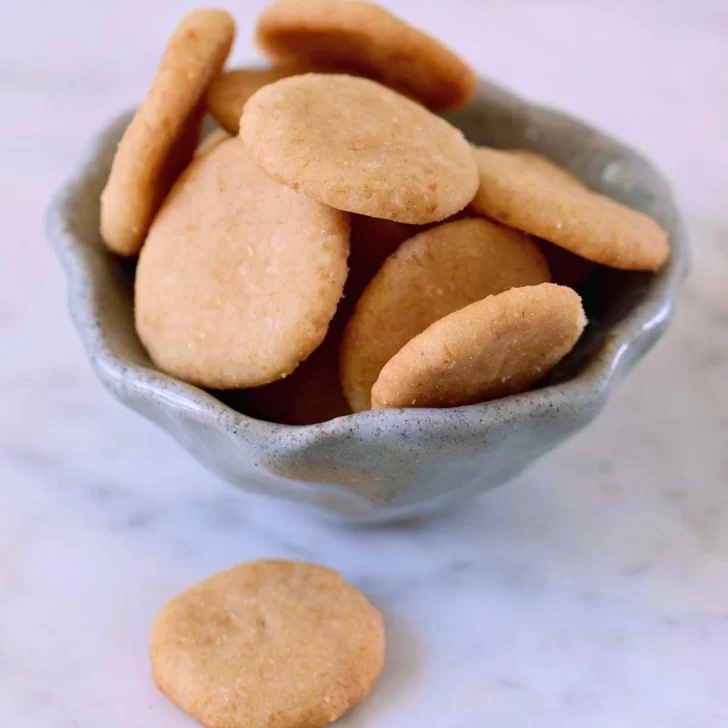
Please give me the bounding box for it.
[205,64,323,134]
[340,217,551,412]
[135,138,349,389]
[241,74,479,224]
[150,560,385,728]
[255,0,477,111]
[100,9,235,256]
[469,146,670,271]
[372,283,587,409]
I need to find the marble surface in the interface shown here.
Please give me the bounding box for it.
[2,1,728,725]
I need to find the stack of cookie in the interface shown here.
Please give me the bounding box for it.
[100,1,670,427]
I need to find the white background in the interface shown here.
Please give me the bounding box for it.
[2,1,727,726]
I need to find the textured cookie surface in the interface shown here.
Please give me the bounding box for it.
[100,9,235,256]
[238,216,422,424]
[241,74,479,224]
[255,0,476,111]
[205,64,321,133]
[469,146,670,271]
[234,309,351,425]
[341,217,551,412]
[372,283,587,409]
[150,560,385,728]
[135,139,349,389]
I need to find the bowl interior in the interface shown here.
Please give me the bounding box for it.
[64,82,683,424]
[46,77,687,518]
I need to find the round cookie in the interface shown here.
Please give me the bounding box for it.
[241,74,479,224]
[371,283,587,409]
[238,216,424,424]
[340,217,551,412]
[205,64,322,134]
[231,310,351,425]
[468,146,670,271]
[100,9,235,256]
[194,127,232,157]
[255,0,477,112]
[150,560,385,728]
[135,138,350,389]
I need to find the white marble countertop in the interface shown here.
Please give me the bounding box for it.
[3,1,728,725]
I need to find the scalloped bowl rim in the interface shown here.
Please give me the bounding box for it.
[45,78,689,462]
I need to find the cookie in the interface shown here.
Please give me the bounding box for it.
[236,216,426,424]
[100,9,235,256]
[194,127,232,157]
[508,149,586,189]
[340,217,551,412]
[371,283,587,409]
[241,74,479,224]
[150,560,385,728]
[231,310,351,425]
[255,0,477,111]
[205,64,322,134]
[135,139,350,389]
[468,146,670,271]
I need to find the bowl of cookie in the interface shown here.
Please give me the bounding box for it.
[47,2,688,522]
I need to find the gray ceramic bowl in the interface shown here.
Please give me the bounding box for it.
[46,78,688,523]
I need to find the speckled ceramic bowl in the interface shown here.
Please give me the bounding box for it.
[46,77,688,522]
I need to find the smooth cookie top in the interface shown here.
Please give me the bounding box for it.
[255,0,477,111]
[469,147,670,271]
[372,283,587,409]
[135,139,349,390]
[150,560,385,728]
[100,9,235,256]
[341,217,551,412]
[241,74,479,224]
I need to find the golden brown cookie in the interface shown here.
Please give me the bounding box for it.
[508,149,586,189]
[468,146,670,271]
[241,74,479,224]
[205,64,322,134]
[340,217,551,412]
[371,283,586,409]
[194,127,232,157]
[231,309,351,425]
[237,216,428,424]
[150,560,385,728]
[135,139,350,389]
[100,9,235,256]
[255,0,477,112]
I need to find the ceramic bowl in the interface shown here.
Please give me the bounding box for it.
[46,77,688,523]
